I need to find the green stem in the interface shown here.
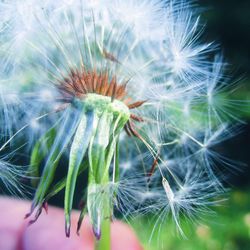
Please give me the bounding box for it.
[95,173,111,250]
[96,214,111,250]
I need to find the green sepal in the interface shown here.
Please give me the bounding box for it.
[77,192,88,235]
[114,140,120,183]
[33,109,80,209]
[29,127,56,187]
[103,115,122,183]
[88,111,112,183]
[44,162,88,203]
[64,110,94,237]
[102,134,119,183]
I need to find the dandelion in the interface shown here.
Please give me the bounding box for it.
[0,0,244,249]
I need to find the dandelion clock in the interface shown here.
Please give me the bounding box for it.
[0,0,245,249]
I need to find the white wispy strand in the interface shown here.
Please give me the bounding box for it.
[0,136,27,195]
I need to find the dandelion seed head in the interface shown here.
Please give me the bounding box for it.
[0,0,244,242]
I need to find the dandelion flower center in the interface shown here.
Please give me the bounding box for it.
[81,93,130,120]
[58,67,146,130]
